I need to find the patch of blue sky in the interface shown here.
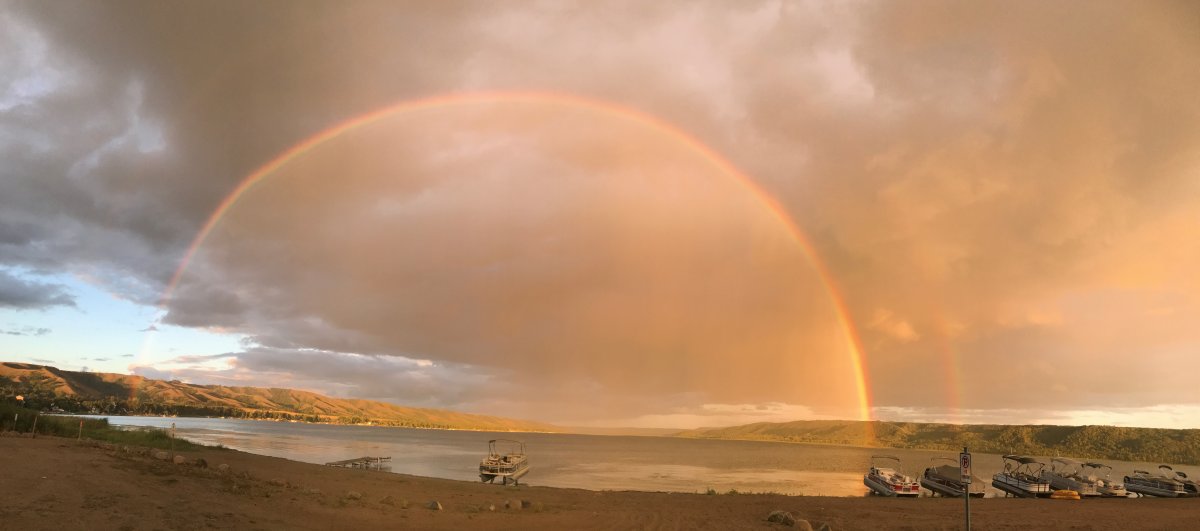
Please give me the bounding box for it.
[0,271,245,374]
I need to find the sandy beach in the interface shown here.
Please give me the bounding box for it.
[2,436,1199,530]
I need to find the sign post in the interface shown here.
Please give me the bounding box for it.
[960,447,972,531]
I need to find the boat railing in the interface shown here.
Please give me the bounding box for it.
[480,453,528,475]
[481,462,520,474]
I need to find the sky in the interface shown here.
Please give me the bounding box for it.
[1,0,1198,429]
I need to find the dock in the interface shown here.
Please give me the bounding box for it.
[324,456,392,471]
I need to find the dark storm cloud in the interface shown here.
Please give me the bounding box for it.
[0,270,75,310]
[5,1,1200,424]
[1,0,491,303]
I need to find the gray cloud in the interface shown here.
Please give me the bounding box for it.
[5,1,1200,425]
[0,270,75,310]
[140,348,492,410]
[2,326,51,336]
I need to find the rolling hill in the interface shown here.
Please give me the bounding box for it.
[677,419,1200,465]
[0,362,557,432]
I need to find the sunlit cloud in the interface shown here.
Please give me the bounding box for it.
[2,1,1198,427]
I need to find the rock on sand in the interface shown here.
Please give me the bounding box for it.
[767,510,796,526]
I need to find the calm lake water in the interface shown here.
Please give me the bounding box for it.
[93,416,1197,498]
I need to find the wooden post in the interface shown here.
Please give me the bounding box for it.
[77,419,83,440]
[170,422,175,452]
[30,414,38,438]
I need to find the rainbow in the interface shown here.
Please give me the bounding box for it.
[161,91,875,426]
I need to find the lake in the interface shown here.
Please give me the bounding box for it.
[94,416,1196,498]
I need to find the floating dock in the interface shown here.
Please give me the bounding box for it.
[325,456,391,471]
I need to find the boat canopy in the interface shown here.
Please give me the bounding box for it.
[487,439,526,454]
[1002,455,1043,464]
[489,439,523,444]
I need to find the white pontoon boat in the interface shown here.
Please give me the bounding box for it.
[864,455,920,497]
[479,439,530,486]
[992,455,1052,498]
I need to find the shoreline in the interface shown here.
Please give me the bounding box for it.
[70,412,565,435]
[2,435,1198,530]
[94,413,1200,468]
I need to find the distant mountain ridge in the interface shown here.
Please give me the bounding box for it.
[0,362,557,432]
[677,419,1200,465]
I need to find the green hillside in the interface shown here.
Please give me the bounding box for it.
[677,419,1200,465]
[0,362,557,432]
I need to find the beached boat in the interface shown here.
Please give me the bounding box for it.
[920,457,984,498]
[1123,469,1186,498]
[479,439,530,486]
[1084,462,1128,497]
[863,455,920,497]
[1081,461,1128,497]
[1040,458,1115,497]
[992,455,1052,498]
[1158,465,1200,497]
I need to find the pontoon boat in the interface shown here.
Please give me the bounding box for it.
[1123,469,1186,498]
[992,455,1052,498]
[479,439,530,486]
[921,457,985,498]
[1158,465,1200,497]
[1040,458,1109,497]
[864,455,920,497]
[1081,461,1127,497]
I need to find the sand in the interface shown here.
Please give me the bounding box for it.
[1,435,1196,530]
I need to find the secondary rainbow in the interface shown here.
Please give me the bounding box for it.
[160,91,875,424]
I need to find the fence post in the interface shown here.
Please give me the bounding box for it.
[30,414,38,438]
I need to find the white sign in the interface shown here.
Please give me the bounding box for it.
[960,452,972,484]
